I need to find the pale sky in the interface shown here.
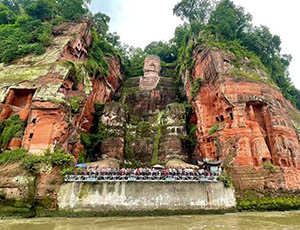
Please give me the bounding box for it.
[90,0,300,89]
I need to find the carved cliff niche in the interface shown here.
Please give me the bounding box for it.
[246,102,267,132]
[0,88,36,122]
[8,88,35,108]
[245,101,272,166]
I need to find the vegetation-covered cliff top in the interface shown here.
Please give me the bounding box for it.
[112,0,300,110]
[0,0,120,104]
[1,0,299,109]
[0,32,71,102]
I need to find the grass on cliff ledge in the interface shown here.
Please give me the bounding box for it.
[0,114,25,151]
[0,148,27,165]
[0,148,74,173]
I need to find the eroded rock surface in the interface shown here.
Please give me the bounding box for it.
[0,163,35,210]
[0,20,123,155]
[99,56,190,165]
[184,47,300,191]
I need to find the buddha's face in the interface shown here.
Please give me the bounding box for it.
[143,56,161,76]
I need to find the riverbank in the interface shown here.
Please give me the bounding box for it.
[2,211,300,230]
[0,205,238,219]
[2,193,300,219]
[3,190,300,219]
[3,193,300,219]
[237,190,300,212]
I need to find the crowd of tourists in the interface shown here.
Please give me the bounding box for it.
[65,165,222,182]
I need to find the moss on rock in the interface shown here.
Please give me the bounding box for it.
[67,95,83,113]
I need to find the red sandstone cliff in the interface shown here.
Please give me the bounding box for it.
[183,46,300,191]
[0,20,123,155]
[1,19,300,195]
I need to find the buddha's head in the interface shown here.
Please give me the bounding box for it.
[143,55,161,76]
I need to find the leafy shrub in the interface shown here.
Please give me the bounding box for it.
[84,30,119,78]
[81,124,116,161]
[262,161,277,173]
[77,152,86,164]
[238,190,300,211]
[218,169,233,188]
[21,148,74,172]
[0,3,16,25]
[22,154,47,172]
[61,167,73,176]
[0,17,51,63]
[190,78,203,99]
[51,16,67,26]
[0,114,25,151]
[50,149,74,168]
[0,148,27,165]
[67,96,82,113]
[208,123,220,135]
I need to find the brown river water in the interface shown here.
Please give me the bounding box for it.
[1,211,300,230]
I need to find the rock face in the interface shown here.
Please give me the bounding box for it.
[99,55,190,164]
[0,163,35,213]
[184,47,300,191]
[0,20,123,155]
[1,18,300,203]
[0,20,124,215]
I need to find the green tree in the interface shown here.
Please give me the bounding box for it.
[122,46,146,77]
[0,14,52,63]
[93,12,110,37]
[0,3,16,24]
[208,0,252,41]
[173,0,218,24]
[241,25,281,68]
[0,0,20,13]
[25,0,57,21]
[57,0,88,20]
[144,41,177,63]
[172,23,190,49]
[106,32,121,47]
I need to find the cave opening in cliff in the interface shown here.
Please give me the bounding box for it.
[10,88,36,108]
[220,115,224,122]
[281,159,288,167]
[246,102,267,131]
[59,77,75,94]
[264,136,272,157]
[262,158,268,162]
[225,107,234,121]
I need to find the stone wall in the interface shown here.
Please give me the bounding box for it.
[58,182,236,211]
